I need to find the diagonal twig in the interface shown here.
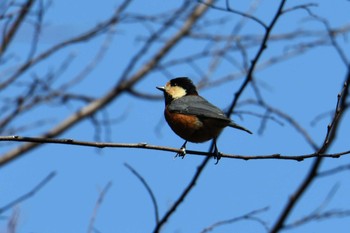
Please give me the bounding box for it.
[124,163,159,224]
[270,80,350,233]
[0,171,56,214]
[87,181,113,233]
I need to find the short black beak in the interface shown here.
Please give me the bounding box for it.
[156,86,165,91]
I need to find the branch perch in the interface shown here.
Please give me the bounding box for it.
[1,136,349,165]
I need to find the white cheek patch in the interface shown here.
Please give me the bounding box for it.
[166,86,187,99]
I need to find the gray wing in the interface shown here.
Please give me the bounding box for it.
[168,95,230,122]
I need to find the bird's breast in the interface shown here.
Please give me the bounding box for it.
[164,109,224,143]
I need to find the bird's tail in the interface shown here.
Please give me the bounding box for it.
[228,122,253,134]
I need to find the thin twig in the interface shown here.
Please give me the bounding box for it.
[124,163,159,224]
[87,181,112,233]
[317,164,350,178]
[0,0,35,56]
[200,207,269,233]
[197,0,267,28]
[228,0,287,115]
[153,156,211,233]
[0,171,56,214]
[243,99,318,150]
[283,184,347,230]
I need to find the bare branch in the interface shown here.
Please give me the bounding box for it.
[270,80,350,233]
[0,0,35,56]
[0,171,56,214]
[317,164,350,178]
[200,207,269,233]
[7,207,20,233]
[0,0,207,167]
[197,0,267,28]
[285,209,350,230]
[1,1,350,232]
[242,99,318,150]
[283,184,350,230]
[0,0,130,90]
[282,3,318,15]
[87,181,112,233]
[228,0,288,114]
[308,9,350,66]
[117,0,193,84]
[124,163,159,224]
[1,135,350,163]
[153,156,211,233]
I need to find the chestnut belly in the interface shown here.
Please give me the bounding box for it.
[165,111,228,143]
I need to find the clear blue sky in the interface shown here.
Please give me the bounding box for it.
[1,1,350,233]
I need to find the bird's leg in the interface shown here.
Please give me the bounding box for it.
[213,138,222,164]
[175,140,188,158]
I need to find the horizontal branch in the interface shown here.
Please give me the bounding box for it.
[0,136,349,163]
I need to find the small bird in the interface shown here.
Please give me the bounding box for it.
[157,77,252,161]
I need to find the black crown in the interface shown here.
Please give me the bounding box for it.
[170,77,197,95]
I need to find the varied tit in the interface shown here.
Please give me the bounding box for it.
[157,77,252,161]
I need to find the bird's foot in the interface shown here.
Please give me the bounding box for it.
[213,141,222,164]
[175,146,186,159]
[213,151,222,164]
[175,141,187,159]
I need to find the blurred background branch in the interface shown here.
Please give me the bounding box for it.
[1,0,350,232]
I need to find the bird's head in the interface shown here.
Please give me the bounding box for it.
[157,77,198,104]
